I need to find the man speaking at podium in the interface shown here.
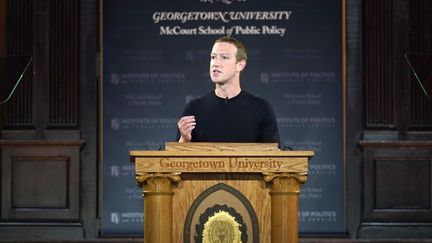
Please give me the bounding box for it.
[177,36,280,144]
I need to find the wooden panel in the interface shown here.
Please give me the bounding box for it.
[364,0,432,131]
[374,158,430,209]
[359,141,432,237]
[134,143,310,242]
[2,0,80,129]
[49,0,79,127]
[4,0,33,127]
[173,176,270,243]
[364,0,394,128]
[361,142,432,222]
[32,0,50,133]
[409,0,432,128]
[0,0,4,130]
[1,144,80,220]
[0,0,97,240]
[0,0,5,56]
[12,156,69,208]
[165,142,279,151]
[136,156,307,173]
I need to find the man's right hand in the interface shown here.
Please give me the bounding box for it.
[177,115,196,142]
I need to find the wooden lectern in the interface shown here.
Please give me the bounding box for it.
[131,142,313,243]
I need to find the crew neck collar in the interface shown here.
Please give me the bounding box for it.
[213,90,245,102]
[214,89,242,100]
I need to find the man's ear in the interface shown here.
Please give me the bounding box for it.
[236,59,246,72]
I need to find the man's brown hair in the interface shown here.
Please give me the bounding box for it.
[214,36,248,62]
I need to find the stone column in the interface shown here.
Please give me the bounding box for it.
[136,172,181,243]
[264,173,308,243]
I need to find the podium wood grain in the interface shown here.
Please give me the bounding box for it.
[172,175,271,242]
[132,142,313,243]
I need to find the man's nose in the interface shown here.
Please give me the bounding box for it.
[212,59,221,67]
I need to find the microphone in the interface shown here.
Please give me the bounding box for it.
[283,145,294,151]
[225,97,229,104]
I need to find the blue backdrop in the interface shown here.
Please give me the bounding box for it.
[102,0,344,235]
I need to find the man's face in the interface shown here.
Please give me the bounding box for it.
[210,42,245,85]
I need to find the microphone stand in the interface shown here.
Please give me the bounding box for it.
[0,57,33,105]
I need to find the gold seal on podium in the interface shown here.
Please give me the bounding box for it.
[202,210,242,243]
